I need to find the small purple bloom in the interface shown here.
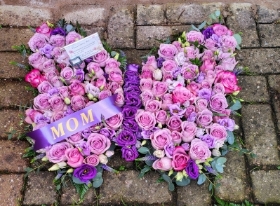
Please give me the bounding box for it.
[181,143,190,151]
[169,103,186,117]
[141,128,158,139]
[185,159,199,179]
[200,134,215,148]
[126,64,139,72]
[173,66,181,78]
[34,114,50,124]
[99,127,116,140]
[75,68,85,82]
[211,34,221,46]
[39,44,54,58]
[50,27,66,36]
[81,128,92,139]
[116,130,137,146]
[187,112,197,122]
[124,93,142,108]
[48,87,59,96]
[65,106,74,115]
[84,57,93,63]
[124,85,141,94]
[157,57,165,68]
[198,88,212,100]
[218,118,235,131]
[196,72,206,83]
[77,141,91,156]
[73,164,97,183]
[164,143,175,158]
[205,166,217,175]
[202,27,214,39]
[121,146,139,161]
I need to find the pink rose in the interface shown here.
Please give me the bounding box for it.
[195,98,208,112]
[38,81,53,94]
[209,123,227,142]
[71,95,86,111]
[140,78,153,91]
[185,105,196,118]
[140,66,153,79]
[204,38,217,50]
[45,70,58,82]
[158,44,178,60]
[187,82,201,96]
[56,51,70,67]
[66,31,82,45]
[93,50,109,67]
[65,148,84,168]
[84,154,100,166]
[162,93,173,110]
[212,83,225,94]
[98,90,112,100]
[220,57,238,71]
[87,62,104,78]
[105,113,123,130]
[201,80,212,89]
[202,50,214,61]
[167,115,182,131]
[155,110,168,125]
[34,93,51,110]
[145,99,161,113]
[49,34,65,47]
[181,121,197,142]
[215,71,240,94]
[49,95,65,111]
[108,82,121,93]
[213,24,229,36]
[186,31,204,43]
[105,58,121,73]
[60,67,74,83]
[46,142,73,163]
[25,69,45,88]
[200,59,216,73]
[108,70,123,85]
[196,109,213,127]
[152,157,172,171]
[67,132,84,145]
[51,111,65,122]
[171,131,182,144]
[181,64,199,80]
[209,93,228,113]
[115,91,124,107]
[221,35,237,52]
[145,56,158,68]
[152,81,168,97]
[94,76,107,89]
[185,46,200,59]
[28,33,49,52]
[135,110,156,130]
[58,86,70,99]
[51,47,62,60]
[87,133,111,155]
[175,52,187,66]
[28,52,47,71]
[25,108,43,124]
[50,76,63,87]
[162,60,177,75]
[140,90,154,104]
[151,128,172,150]
[171,146,190,171]
[189,138,211,161]
[36,23,52,37]
[69,80,85,96]
[172,86,192,104]
[42,59,56,73]
[205,70,216,85]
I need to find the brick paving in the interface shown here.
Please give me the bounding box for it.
[0,2,280,206]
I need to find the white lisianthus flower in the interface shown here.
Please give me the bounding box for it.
[153,150,165,158]
[153,69,162,80]
[212,148,221,157]
[99,154,108,164]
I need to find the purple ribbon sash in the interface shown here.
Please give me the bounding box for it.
[28,95,121,150]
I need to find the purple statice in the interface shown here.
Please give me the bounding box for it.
[157,57,165,68]
[168,103,186,117]
[50,27,66,36]
[164,143,175,158]
[116,130,137,146]
[205,166,217,175]
[48,87,59,96]
[202,27,214,39]
[121,146,139,162]
[200,134,215,148]
[101,164,118,173]
[135,155,157,161]
[39,44,54,58]
[185,159,199,179]
[217,118,235,131]
[198,88,212,100]
[181,143,190,151]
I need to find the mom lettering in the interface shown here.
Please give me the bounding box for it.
[51,109,94,139]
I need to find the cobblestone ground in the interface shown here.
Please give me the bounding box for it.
[0,2,280,206]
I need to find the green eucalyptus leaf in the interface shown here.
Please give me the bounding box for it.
[176,177,190,186]
[111,51,117,57]
[191,24,200,31]
[216,157,227,164]
[197,173,206,185]
[198,21,206,30]
[72,176,84,184]
[215,10,221,17]
[138,147,150,154]
[208,182,213,191]
[227,131,235,145]
[92,177,103,188]
[168,182,175,191]
[230,100,241,111]
[66,24,74,32]
[233,33,242,45]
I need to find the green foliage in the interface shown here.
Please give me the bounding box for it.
[214,197,254,206]
[161,173,175,191]
[190,58,202,67]
[211,157,227,173]
[226,131,235,145]
[175,176,190,186]
[11,44,31,57]
[73,182,92,200]
[141,46,157,63]
[139,165,151,178]
[229,100,242,111]
[138,147,150,154]
[10,61,31,71]
[197,173,207,185]
[25,85,39,96]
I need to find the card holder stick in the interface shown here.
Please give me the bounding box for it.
[69,56,83,67]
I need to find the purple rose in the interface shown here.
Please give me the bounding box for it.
[164,143,175,158]
[28,33,49,52]
[34,93,51,110]
[209,93,228,113]
[73,164,97,183]
[185,159,199,179]
[158,44,178,60]
[49,34,66,47]
[124,85,141,94]
[121,146,139,161]
[39,44,54,58]
[116,130,137,146]
[196,109,213,127]
[198,88,212,100]
[122,107,138,119]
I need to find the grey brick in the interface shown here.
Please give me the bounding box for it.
[227,3,259,47]
[23,172,57,205]
[108,8,135,49]
[136,25,190,49]
[257,6,280,23]
[251,170,280,203]
[241,104,280,165]
[99,170,172,205]
[238,76,269,102]
[137,4,165,25]
[177,181,211,206]
[268,75,280,131]
[259,24,280,47]
[0,5,53,26]
[123,49,150,65]
[215,152,250,201]
[236,48,280,74]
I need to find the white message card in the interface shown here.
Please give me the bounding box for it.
[64,33,104,65]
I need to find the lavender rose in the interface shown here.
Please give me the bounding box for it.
[158,44,178,60]
[135,110,156,131]
[87,133,111,155]
[150,128,172,150]
[83,154,100,166]
[189,138,211,161]
[46,142,73,163]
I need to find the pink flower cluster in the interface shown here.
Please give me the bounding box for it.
[24,22,125,171]
[136,24,240,179]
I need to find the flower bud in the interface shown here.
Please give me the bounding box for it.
[99,154,108,164]
[41,156,48,161]
[175,172,184,182]
[87,93,94,100]
[141,140,147,146]
[64,97,71,105]
[105,150,114,157]
[153,150,165,158]
[232,91,240,96]
[212,148,221,157]
[114,53,120,60]
[57,161,67,168]
[234,124,239,130]
[168,169,174,176]
[66,168,73,173]
[153,69,162,81]
[48,164,60,171]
